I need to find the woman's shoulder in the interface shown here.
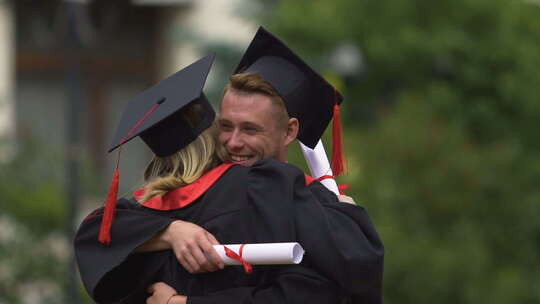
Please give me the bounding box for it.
[222,158,302,174]
[247,159,307,191]
[250,158,305,175]
[216,159,306,188]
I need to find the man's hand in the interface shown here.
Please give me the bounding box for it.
[162,220,224,273]
[146,282,186,304]
[337,194,356,205]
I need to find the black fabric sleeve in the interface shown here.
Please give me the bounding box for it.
[304,181,384,304]
[247,160,384,304]
[245,160,304,243]
[188,265,342,304]
[74,199,176,302]
[94,251,172,304]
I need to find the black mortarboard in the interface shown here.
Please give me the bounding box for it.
[109,53,216,157]
[234,26,343,149]
[99,54,215,245]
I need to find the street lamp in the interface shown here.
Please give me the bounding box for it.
[329,41,365,81]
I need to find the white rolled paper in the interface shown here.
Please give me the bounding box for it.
[213,242,305,265]
[300,140,340,195]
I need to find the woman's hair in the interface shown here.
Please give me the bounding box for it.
[139,105,227,203]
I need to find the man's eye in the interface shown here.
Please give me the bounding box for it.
[243,127,258,134]
[219,123,233,131]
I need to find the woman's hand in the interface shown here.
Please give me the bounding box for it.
[162,220,224,273]
[136,220,224,273]
[146,282,186,304]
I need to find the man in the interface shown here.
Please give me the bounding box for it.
[148,27,384,304]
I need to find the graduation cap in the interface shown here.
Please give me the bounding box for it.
[234,26,346,176]
[99,54,216,245]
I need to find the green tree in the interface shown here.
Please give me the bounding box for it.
[257,0,540,303]
[0,138,97,304]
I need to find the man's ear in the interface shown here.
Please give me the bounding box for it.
[284,117,299,146]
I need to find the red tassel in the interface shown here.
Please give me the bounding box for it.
[96,103,160,245]
[98,169,120,245]
[331,103,347,176]
[338,184,350,195]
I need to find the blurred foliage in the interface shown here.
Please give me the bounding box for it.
[0,216,65,304]
[260,0,540,303]
[0,137,100,235]
[199,41,244,104]
[0,138,67,234]
[352,100,540,303]
[0,137,99,304]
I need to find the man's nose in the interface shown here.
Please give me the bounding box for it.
[226,130,244,150]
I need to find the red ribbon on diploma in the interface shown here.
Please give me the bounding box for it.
[315,175,350,195]
[224,244,253,274]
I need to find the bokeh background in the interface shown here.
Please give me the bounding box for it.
[1,0,539,303]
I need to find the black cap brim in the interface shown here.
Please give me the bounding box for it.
[109,54,216,156]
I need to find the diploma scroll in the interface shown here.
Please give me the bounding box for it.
[300,140,340,195]
[213,242,305,265]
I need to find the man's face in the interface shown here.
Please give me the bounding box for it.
[218,89,290,166]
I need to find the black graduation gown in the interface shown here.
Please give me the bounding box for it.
[74,159,384,304]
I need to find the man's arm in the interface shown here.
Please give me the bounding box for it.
[247,160,384,303]
[306,181,384,304]
[74,200,223,302]
[147,265,343,304]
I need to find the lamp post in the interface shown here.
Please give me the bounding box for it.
[0,0,15,163]
[329,41,371,122]
[64,1,84,303]
[329,41,365,83]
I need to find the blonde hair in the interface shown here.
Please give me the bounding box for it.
[139,115,228,203]
[223,72,289,130]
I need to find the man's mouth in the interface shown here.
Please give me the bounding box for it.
[230,154,252,162]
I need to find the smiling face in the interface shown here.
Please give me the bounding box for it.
[218,89,297,166]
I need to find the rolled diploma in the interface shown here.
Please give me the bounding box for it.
[300,140,340,195]
[213,242,305,265]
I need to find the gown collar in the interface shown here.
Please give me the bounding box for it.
[134,162,237,210]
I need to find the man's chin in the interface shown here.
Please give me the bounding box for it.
[230,158,258,167]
